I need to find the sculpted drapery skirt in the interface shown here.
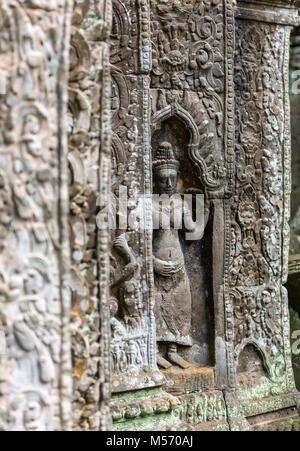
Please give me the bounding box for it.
[153,256,192,347]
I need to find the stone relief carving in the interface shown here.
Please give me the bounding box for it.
[68,0,113,431]
[178,391,227,426]
[108,0,234,379]
[108,0,158,383]
[152,142,209,369]
[227,17,294,388]
[150,0,235,195]
[151,0,225,92]
[0,0,73,431]
[111,233,143,326]
[149,1,235,372]
[109,230,149,374]
[0,0,299,433]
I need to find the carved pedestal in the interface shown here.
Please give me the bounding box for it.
[162,366,229,431]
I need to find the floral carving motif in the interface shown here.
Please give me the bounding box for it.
[229,20,292,384]
[0,0,72,431]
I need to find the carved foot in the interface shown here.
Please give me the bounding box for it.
[168,345,190,369]
[157,353,172,370]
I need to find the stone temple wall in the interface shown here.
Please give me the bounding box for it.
[0,0,73,431]
[288,20,300,392]
[0,0,299,432]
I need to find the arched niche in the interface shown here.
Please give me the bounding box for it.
[152,106,203,193]
[236,341,273,384]
[111,0,129,42]
[152,104,224,192]
[151,111,215,367]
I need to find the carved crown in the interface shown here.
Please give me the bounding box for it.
[153,142,180,170]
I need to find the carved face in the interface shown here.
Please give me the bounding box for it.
[24,269,44,295]
[154,167,178,196]
[23,114,40,135]
[24,400,42,431]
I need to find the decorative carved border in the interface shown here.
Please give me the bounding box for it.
[282,25,296,393]
[58,0,74,431]
[225,0,236,195]
[98,0,113,430]
[227,6,299,393]
[0,0,73,431]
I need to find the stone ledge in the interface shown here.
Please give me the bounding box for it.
[111,368,165,394]
[236,0,300,25]
[162,364,215,396]
[111,387,182,431]
[239,391,300,418]
[248,406,300,431]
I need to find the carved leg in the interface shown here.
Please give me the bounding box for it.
[156,344,172,369]
[157,353,172,370]
[167,344,190,369]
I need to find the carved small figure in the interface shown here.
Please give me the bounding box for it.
[109,297,127,373]
[126,339,138,370]
[24,399,44,432]
[112,233,142,327]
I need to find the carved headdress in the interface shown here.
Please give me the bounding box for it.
[153,142,180,171]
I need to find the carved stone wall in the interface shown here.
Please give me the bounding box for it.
[109,0,300,432]
[288,22,300,392]
[230,0,300,422]
[0,0,73,431]
[109,0,159,386]
[150,0,234,375]
[290,25,300,223]
[288,24,300,296]
[68,0,112,431]
[0,0,299,433]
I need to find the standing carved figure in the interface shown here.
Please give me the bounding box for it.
[153,142,205,369]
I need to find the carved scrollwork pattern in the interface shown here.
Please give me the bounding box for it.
[0,0,73,431]
[227,19,294,388]
[108,0,158,384]
[68,0,112,431]
[150,0,235,195]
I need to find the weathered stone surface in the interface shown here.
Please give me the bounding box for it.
[229,4,300,427]
[68,0,112,431]
[0,0,73,431]
[111,386,181,431]
[248,406,300,431]
[162,365,215,396]
[107,0,300,432]
[287,15,300,398]
[0,0,299,432]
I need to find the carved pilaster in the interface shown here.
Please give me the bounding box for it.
[225,0,300,423]
[109,0,160,385]
[0,0,73,431]
[68,0,112,431]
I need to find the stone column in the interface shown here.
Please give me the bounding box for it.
[0,0,73,431]
[226,0,300,430]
